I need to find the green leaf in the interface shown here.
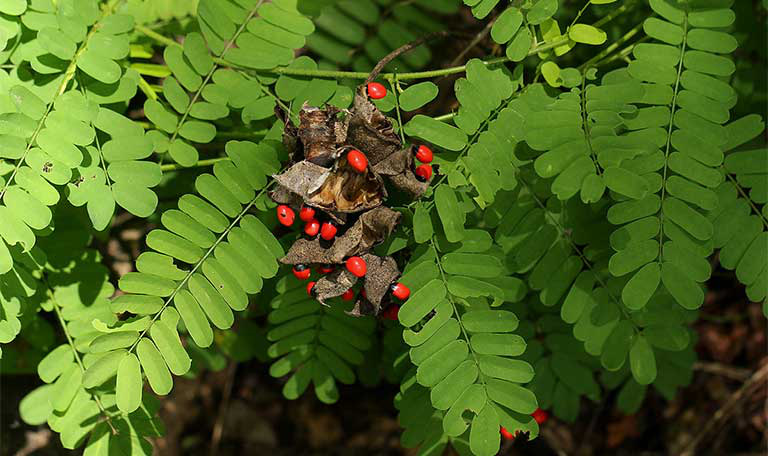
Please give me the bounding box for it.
[399,279,446,327]
[622,262,661,310]
[113,182,158,217]
[629,335,657,385]
[661,261,704,309]
[470,333,526,356]
[526,0,558,25]
[486,378,538,414]
[37,344,73,383]
[435,186,465,243]
[477,355,533,383]
[413,203,433,244]
[399,82,439,111]
[116,353,142,413]
[0,0,26,15]
[600,320,633,370]
[506,27,532,62]
[136,339,173,395]
[19,385,54,426]
[462,310,519,333]
[568,24,607,45]
[404,115,468,151]
[78,49,122,84]
[174,289,214,347]
[470,404,500,456]
[83,349,126,388]
[492,7,523,44]
[150,319,191,376]
[442,253,503,278]
[603,167,649,199]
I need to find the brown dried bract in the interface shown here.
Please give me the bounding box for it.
[346,89,402,166]
[313,268,358,305]
[373,146,429,198]
[360,254,399,314]
[297,105,349,167]
[273,160,385,214]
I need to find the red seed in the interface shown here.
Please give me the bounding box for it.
[532,408,549,425]
[414,164,432,182]
[500,427,517,441]
[382,304,400,320]
[390,282,410,300]
[306,281,316,296]
[304,219,320,237]
[299,206,316,222]
[347,149,368,173]
[292,264,310,281]
[317,265,334,274]
[346,256,367,277]
[276,205,295,226]
[341,289,355,301]
[367,82,387,100]
[320,221,338,240]
[415,145,433,163]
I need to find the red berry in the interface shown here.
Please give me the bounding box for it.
[306,281,316,296]
[304,219,320,237]
[367,82,387,100]
[347,149,368,173]
[341,289,355,301]
[414,164,432,182]
[390,282,410,300]
[531,408,549,425]
[320,222,338,241]
[292,264,310,281]
[318,265,335,274]
[415,145,433,163]
[500,427,517,441]
[345,256,367,277]
[299,206,316,222]
[276,205,295,226]
[382,304,399,320]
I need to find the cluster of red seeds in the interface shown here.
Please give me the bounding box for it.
[272,81,440,320]
[500,408,549,441]
[276,201,412,320]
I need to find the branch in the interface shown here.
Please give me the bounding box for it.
[680,363,768,456]
[365,31,451,84]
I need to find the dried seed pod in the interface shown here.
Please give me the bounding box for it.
[297,105,348,166]
[346,88,402,166]
[312,267,359,305]
[274,160,385,214]
[280,206,400,266]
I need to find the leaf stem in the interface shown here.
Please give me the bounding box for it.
[48,287,117,435]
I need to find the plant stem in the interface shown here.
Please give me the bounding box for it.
[579,22,644,70]
[48,288,117,435]
[135,24,179,48]
[160,157,228,172]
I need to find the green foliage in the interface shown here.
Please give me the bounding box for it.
[267,275,377,404]
[1,1,765,455]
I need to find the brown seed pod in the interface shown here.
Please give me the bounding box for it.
[272,93,433,316]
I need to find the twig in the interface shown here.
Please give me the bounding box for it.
[694,361,753,381]
[209,361,238,456]
[681,363,768,456]
[365,31,451,84]
[448,16,497,67]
